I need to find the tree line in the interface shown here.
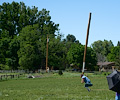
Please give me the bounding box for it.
[0,2,120,71]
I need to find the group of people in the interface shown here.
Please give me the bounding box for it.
[80,74,120,100]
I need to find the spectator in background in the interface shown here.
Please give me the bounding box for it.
[115,92,120,100]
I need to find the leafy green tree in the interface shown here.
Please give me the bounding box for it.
[48,34,67,70]
[18,24,41,70]
[8,37,20,69]
[0,30,11,68]
[67,44,97,71]
[117,41,120,46]
[0,1,39,69]
[0,2,20,38]
[107,46,120,66]
[86,47,97,70]
[0,2,56,38]
[66,34,76,42]
[0,29,19,69]
[63,34,80,55]
[0,2,59,70]
[18,19,59,70]
[91,40,114,62]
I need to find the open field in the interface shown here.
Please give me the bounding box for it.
[0,72,115,100]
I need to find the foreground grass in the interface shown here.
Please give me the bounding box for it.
[0,72,115,100]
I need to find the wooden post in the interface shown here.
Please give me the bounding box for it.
[82,13,92,74]
[46,34,49,72]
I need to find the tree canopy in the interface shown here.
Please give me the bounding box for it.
[107,46,120,66]
[91,40,114,62]
[67,44,97,71]
[0,1,119,71]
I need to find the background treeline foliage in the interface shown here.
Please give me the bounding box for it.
[0,2,120,71]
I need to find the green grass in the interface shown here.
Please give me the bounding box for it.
[0,72,115,100]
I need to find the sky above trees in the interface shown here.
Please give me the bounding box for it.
[0,0,120,46]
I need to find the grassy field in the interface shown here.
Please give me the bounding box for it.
[0,72,115,100]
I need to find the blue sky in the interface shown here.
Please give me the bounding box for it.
[0,0,120,46]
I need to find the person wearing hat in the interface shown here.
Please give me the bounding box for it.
[81,74,93,92]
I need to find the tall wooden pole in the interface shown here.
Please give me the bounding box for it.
[82,12,92,74]
[46,34,48,72]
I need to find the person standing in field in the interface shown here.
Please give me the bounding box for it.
[115,92,120,100]
[81,74,93,92]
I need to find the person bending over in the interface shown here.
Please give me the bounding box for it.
[81,74,93,92]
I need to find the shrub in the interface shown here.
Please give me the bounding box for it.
[58,70,63,75]
[0,64,10,70]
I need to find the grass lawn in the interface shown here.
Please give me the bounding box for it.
[0,72,115,100]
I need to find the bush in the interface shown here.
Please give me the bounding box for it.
[93,72,102,75]
[102,72,111,76]
[0,64,10,70]
[103,72,106,76]
[58,70,63,75]
[94,66,99,71]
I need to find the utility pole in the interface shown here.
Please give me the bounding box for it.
[82,12,92,74]
[46,34,48,72]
